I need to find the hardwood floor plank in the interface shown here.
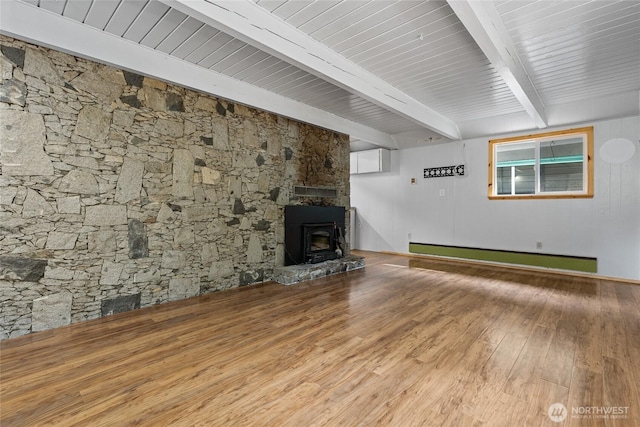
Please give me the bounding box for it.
[600,281,632,362]
[540,317,577,388]
[603,356,639,426]
[568,367,604,427]
[573,282,603,374]
[1,251,638,426]
[614,282,640,351]
[525,378,570,426]
[502,324,554,401]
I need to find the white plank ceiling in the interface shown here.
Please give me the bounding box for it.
[1,0,638,150]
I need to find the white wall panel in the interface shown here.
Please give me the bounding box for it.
[155,17,203,54]
[198,37,246,68]
[170,25,218,59]
[84,0,121,30]
[351,116,640,280]
[62,0,92,22]
[139,8,186,48]
[104,0,149,37]
[39,0,66,15]
[122,1,170,43]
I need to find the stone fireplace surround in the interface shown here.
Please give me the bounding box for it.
[274,205,364,285]
[0,35,351,339]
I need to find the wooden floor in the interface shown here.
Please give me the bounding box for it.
[1,251,639,426]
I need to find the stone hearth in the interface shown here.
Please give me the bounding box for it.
[273,255,365,285]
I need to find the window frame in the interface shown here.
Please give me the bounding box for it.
[488,127,594,200]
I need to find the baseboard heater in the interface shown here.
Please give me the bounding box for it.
[409,242,597,273]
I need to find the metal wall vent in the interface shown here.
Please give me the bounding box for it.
[293,186,337,198]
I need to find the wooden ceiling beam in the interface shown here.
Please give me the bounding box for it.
[162,0,461,141]
[448,0,547,129]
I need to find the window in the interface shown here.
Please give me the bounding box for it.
[488,127,593,199]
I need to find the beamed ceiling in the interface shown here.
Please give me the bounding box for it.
[1,0,639,150]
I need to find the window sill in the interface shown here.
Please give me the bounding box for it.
[488,193,594,200]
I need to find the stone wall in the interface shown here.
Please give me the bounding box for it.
[0,35,350,339]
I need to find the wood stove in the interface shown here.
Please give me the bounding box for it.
[303,223,338,264]
[284,205,346,265]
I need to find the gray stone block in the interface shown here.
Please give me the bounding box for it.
[22,189,55,218]
[169,278,199,301]
[88,230,116,254]
[101,293,140,316]
[247,234,263,263]
[240,269,264,286]
[75,105,111,143]
[0,79,26,106]
[273,256,365,285]
[61,155,100,170]
[122,70,143,88]
[162,250,185,269]
[70,71,123,103]
[32,292,72,332]
[128,219,148,259]
[243,119,259,147]
[58,169,99,195]
[0,110,54,176]
[133,267,159,283]
[233,198,246,214]
[173,227,194,246]
[207,260,234,280]
[212,116,228,151]
[156,204,176,223]
[1,45,25,69]
[201,167,221,185]
[84,205,127,226]
[200,244,220,265]
[0,187,18,205]
[45,231,78,250]
[0,256,47,281]
[24,47,63,85]
[45,266,75,281]
[100,260,123,285]
[56,196,80,214]
[112,109,136,127]
[183,205,214,222]
[115,158,144,203]
[172,149,194,199]
[139,86,165,111]
[166,92,184,112]
[154,118,183,138]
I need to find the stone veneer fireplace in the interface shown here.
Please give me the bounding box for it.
[0,35,351,339]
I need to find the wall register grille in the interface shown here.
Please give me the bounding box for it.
[293,186,338,198]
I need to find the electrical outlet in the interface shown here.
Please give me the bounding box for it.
[408,233,412,240]
[536,241,542,249]
[439,189,445,197]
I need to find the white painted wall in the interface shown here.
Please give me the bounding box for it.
[350,116,640,281]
